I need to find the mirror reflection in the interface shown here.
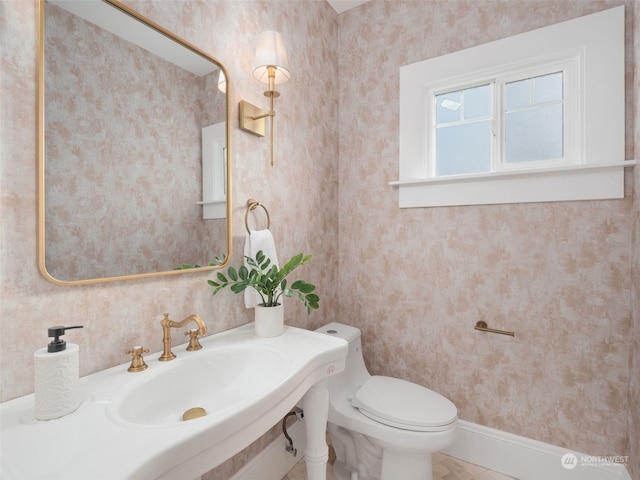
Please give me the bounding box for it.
[39,0,231,284]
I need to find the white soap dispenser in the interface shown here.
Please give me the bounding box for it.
[34,325,83,420]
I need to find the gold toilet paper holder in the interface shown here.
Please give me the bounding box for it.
[474,321,515,337]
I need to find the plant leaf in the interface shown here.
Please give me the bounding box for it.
[228,267,238,281]
[291,280,315,293]
[239,265,248,280]
[261,257,271,270]
[230,282,249,293]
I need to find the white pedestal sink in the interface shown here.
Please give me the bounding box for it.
[0,323,348,480]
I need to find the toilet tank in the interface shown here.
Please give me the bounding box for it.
[316,323,371,391]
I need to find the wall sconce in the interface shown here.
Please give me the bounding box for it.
[239,31,290,166]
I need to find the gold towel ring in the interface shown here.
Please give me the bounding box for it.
[245,198,270,234]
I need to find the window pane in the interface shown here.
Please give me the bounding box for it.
[435,121,491,175]
[534,72,562,104]
[436,92,461,124]
[505,104,563,163]
[464,84,491,119]
[505,79,530,109]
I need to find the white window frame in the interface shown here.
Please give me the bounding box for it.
[427,56,580,177]
[393,6,634,208]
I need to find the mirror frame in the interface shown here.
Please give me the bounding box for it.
[37,0,232,285]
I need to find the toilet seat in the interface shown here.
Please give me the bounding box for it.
[351,376,457,432]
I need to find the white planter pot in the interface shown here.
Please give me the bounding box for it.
[254,304,284,337]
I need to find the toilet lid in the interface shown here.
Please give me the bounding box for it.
[351,376,457,432]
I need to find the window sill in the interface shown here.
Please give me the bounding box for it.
[389,160,635,208]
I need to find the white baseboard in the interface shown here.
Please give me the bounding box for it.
[230,418,307,480]
[443,420,631,480]
[230,417,631,480]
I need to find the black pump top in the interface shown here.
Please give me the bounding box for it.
[47,325,83,352]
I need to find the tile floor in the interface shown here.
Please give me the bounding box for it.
[282,452,518,480]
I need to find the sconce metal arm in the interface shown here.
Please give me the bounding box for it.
[250,109,275,121]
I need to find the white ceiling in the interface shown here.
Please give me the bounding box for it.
[327,0,370,14]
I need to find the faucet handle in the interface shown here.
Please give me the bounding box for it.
[185,329,203,351]
[126,346,150,372]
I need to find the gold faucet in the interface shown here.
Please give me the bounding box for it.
[159,313,207,361]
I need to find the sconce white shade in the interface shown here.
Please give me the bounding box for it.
[252,31,290,84]
[217,70,227,93]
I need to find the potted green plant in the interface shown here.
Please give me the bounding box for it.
[208,250,319,336]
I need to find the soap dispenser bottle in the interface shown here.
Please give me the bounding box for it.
[34,325,83,420]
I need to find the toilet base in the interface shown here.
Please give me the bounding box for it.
[330,423,381,480]
[381,450,433,480]
[329,423,437,480]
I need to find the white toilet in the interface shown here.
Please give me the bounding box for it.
[317,322,458,480]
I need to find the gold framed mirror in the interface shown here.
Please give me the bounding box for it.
[37,0,232,285]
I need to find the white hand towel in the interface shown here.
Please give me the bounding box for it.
[244,229,279,308]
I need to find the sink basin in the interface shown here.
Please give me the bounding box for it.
[110,345,290,426]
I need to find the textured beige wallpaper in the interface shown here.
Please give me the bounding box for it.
[337,0,637,464]
[0,0,637,479]
[1,0,339,477]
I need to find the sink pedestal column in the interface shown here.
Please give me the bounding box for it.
[302,379,329,480]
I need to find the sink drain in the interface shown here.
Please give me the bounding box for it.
[182,407,206,421]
